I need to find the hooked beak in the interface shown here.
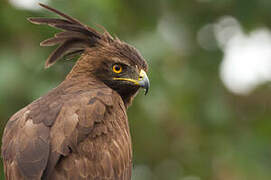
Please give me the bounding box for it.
[113,69,150,95]
[138,69,150,95]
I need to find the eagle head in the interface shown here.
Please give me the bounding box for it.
[28,3,149,106]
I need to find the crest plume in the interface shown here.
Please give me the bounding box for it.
[28,3,105,68]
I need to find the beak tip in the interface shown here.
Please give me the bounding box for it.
[140,79,150,95]
[144,88,148,95]
[138,69,150,95]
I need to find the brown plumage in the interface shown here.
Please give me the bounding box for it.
[1,3,149,180]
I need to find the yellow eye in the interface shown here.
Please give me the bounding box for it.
[112,64,122,73]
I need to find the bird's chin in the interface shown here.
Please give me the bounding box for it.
[103,80,138,101]
[113,84,139,106]
[118,84,140,97]
[121,88,140,107]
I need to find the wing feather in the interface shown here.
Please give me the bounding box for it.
[1,82,118,180]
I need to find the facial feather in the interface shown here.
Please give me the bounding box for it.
[29,3,149,105]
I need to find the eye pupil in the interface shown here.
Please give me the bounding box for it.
[113,64,122,73]
[115,66,120,71]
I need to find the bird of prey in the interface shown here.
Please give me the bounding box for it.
[1,3,149,180]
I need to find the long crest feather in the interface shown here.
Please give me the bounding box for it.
[28,3,105,68]
[45,40,88,68]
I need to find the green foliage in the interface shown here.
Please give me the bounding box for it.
[1,0,271,179]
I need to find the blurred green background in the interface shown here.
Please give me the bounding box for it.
[1,0,271,179]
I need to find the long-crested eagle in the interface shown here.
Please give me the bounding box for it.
[1,3,149,180]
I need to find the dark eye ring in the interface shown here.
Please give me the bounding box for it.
[112,64,123,74]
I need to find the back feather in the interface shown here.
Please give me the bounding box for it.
[28,3,104,68]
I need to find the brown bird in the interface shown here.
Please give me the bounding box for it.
[1,3,149,180]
